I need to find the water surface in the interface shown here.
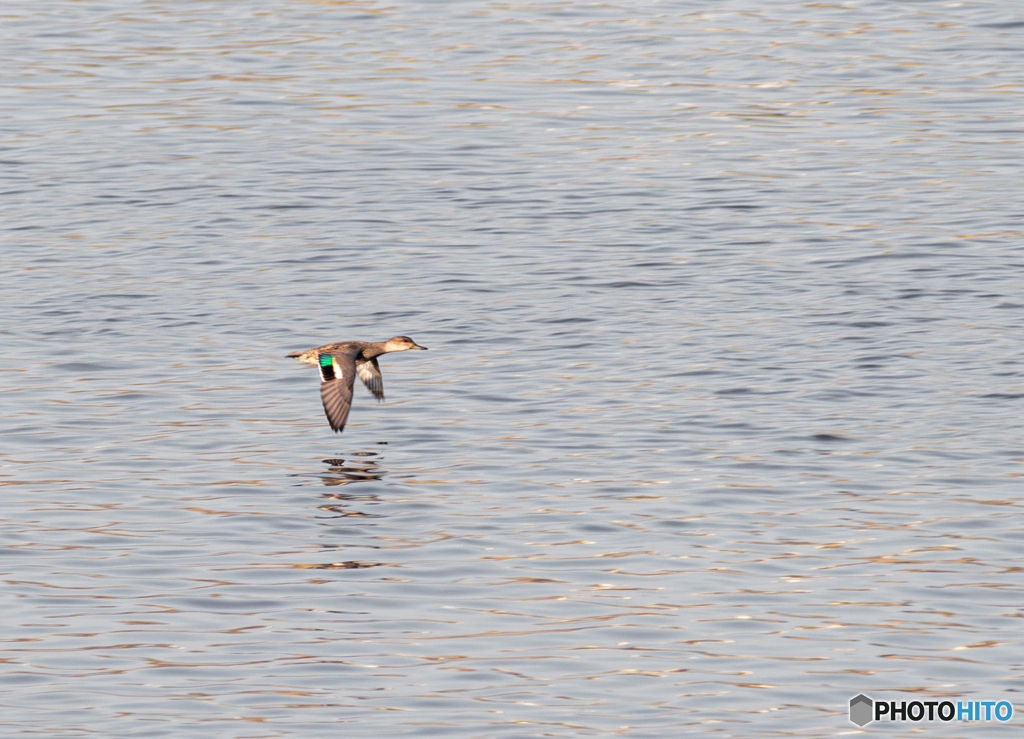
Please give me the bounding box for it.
[2,1,1023,736]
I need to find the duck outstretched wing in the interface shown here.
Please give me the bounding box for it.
[318,353,358,433]
[356,357,385,401]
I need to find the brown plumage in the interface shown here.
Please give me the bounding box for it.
[286,336,428,433]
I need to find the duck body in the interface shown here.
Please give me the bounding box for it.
[286,336,427,433]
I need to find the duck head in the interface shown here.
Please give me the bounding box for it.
[384,336,428,352]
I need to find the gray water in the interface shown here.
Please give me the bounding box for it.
[2,1,1023,737]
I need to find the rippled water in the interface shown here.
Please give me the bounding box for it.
[3,1,1023,736]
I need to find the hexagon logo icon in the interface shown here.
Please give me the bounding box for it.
[849,694,874,727]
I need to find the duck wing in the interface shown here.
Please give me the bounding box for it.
[317,352,358,433]
[356,357,385,401]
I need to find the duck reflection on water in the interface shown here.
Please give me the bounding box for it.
[320,455,386,487]
[316,454,386,517]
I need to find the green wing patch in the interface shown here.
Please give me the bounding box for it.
[318,354,337,382]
